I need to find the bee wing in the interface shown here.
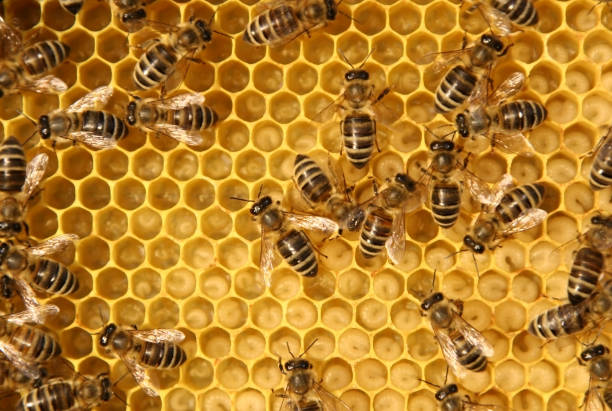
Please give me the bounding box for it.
[67,86,114,112]
[463,403,510,411]
[6,303,59,325]
[284,213,338,237]
[120,353,159,397]
[11,278,42,323]
[464,170,503,207]
[0,340,40,380]
[432,325,466,379]
[385,209,405,265]
[500,208,547,237]
[453,313,494,357]
[157,93,204,109]
[0,16,22,58]
[150,123,204,146]
[27,233,79,256]
[128,328,185,344]
[327,155,347,197]
[479,3,514,36]
[68,131,118,150]
[312,381,352,411]
[22,152,48,201]
[430,47,475,75]
[488,72,525,106]
[584,384,605,411]
[260,230,275,288]
[21,75,68,94]
[490,132,534,157]
[490,173,514,207]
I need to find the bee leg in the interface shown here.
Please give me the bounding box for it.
[277,356,285,374]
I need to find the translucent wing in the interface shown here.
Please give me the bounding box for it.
[128,328,185,343]
[453,313,494,357]
[432,325,466,379]
[430,48,473,75]
[463,171,504,208]
[490,132,534,157]
[0,16,22,58]
[260,231,275,288]
[284,213,339,237]
[12,278,43,323]
[312,382,352,411]
[0,340,40,380]
[67,86,113,112]
[404,182,427,213]
[584,384,605,411]
[479,3,514,36]
[6,303,59,325]
[385,210,405,265]
[500,208,547,237]
[489,173,514,208]
[327,155,347,198]
[150,123,204,146]
[68,131,118,150]
[157,93,204,109]
[27,234,78,256]
[120,353,158,397]
[22,152,48,201]
[488,72,525,106]
[22,75,68,94]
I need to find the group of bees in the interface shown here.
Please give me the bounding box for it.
[0,0,609,409]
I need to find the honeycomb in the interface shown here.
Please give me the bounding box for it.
[1,0,612,409]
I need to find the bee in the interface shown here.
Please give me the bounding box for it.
[293,154,365,233]
[455,72,546,156]
[578,344,612,410]
[464,0,538,36]
[247,195,337,287]
[434,34,510,114]
[37,85,128,150]
[277,339,350,411]
[133,18,213,90]
[0,360,46,393]
[15,373,113,411]
[463,179,547,254]
[434,383,509,410]
[421,292,493,377]
[242,0,338,48]
[126,93,217,146]
[0,17,69,97]
[589,127,612,191]
[359,174,425,263]
[98,323,186,397]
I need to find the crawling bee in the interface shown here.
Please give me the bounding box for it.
[277,339,350,411]
[126,92,217,146]
[578,344,612,410]
[37,85,128,150]
[421,292,494,377]
[98,323,186,397]
[433,383,509,410]
[589,127,612,191]
[293,154,365,233]
[463,0,538,36]
[0,17,69,97]
[243,0,338,48]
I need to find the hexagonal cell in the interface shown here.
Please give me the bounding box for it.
[96,206,127,240]
[132,149,163,180]
[43,176,75,209]
[528,62,561,95]
[546,153,577,183]
[148,297,180,328]
[406,33,438,65]
[148,178,180,210]
[202,149,233,180]
[545,92,578,124]
[218,120,249,152]
[373,329,404,361]
[78,0,111,30]
[131,268,161,299]
[535,0,562,32]
[60,207,92,238]
[148,237,180,269]
[218,60,250,92]
[60,327,92,358]
[252,121,283,152]
[584,30,612,63]
[425,2,456,35]
[546,31,579,63]
[42,0,75,30]
[96,268,128,299]
[322,358,354,391]
[564,182,594,214]
[303,33,334,64]
[200,267,231,300]
[354,2,386,35]
[114,236,145,270]
[62,28,95,62]
[389,2,421,34]
[78,59,112,89]
[61,146,92,180]
[182,238,215,269]
[112,297,145,326]
[96,149,128,180]
[583,91,612,125]
[114,178,145,210]
[286,63,317,95]
[77,236,109,270]
[130,207,161,240]
[184,179,215,210]
[235,90,266,122]
[564,122,597,155]
[95,28,129,63]
[79,177,110,210]
[270,42,301,65]
[235,39,266,64]
[510,155,543,184]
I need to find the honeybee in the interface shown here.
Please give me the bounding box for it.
[433,383,509,411]
[15,373,113,411]
[0,17,69,97]
[434,34,510,114]
[463,0,538,36]
[589,127,612,191]
[98,323,186,397]
[578,344,612,411]
[293,154,365,233]
[246,195,337,287]
[126,93,217,146]
[243,0,338,47]
[277,340,350,411]
[463,179,547,254]
[37,85,128,150]
[421,292,493,378]
[133,18,214,90]
[455,72,546,156]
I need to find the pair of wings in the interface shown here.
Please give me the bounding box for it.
[279,382,351,411]
[463,1,515,36]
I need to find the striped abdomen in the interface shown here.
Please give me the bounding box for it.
[5,323,61,362]
[0,136,26,192]
[491,0,538,26]
[20,41,70,76]
[435,65,477,113]
[589,134,612,191]
[243,5,300,46]
[166,104,218,131]
[342,113,375,169]
[137,341,187,368]
[451,332,488,372]
[495,183,545,225]
[431,183,460,228]
[497,100,547,132]
[359,207,393,259]
[293,154,332,205]
[80,111,128,142]
[568,247,604,305]
[29,259,79,295]
[528,303,587,339]
[133,43,178,90]
[276,229,318,277]
[16,380,75,411]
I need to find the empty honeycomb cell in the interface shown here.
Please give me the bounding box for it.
[424,2,456,34]
[236,389,267,411]
[372,270,403,301]
[183,297,214,329]
[60,327,92,358]
[314,239,351,273]
[564,122,597,154]
[77,236,109,269]
[252,359,281,390]
[440,269,473,300]
[353,2,386,35]
[113,58,138,92]
[372,151,404,180]
[182,179,215,212]
[46,297,76,329]
[388,2,421,34]
[355,358,387,391]
[148,178,180,210]
[493,241,526,272]
[235,91,266,122]
[218,61,250,93]
[463,300,492,331]
[114,236,144,270]
[320,359,352,393]
[564,182,594,213]
[529,62,561,95]
[338,328,370,359]
[494,300,526,332]
[234,328,265,360]
[286,121,317,152]
[406,32,437,65]
[216,297,248,329]
[270,328,301,357]
[512,331,543,362]
[216,237,246,270]
[251,121,283,152]
[97,29,128,63]
[96,207,127,240]
[78,59,112,90]
[217,358,249,390]
[390,299,421,333]
[529,242,561,274]
[546,152,577,183]
[268,149,294,180]
[131,268,161,300]
[511,32,544,64]
[282,64,317,96]
[164,388,194,411]
[548,391,579,410]
[184,358,214,390]
[133,149,163,180]
[77,297,108,330]
[61,28,95,63]
[406,210,438,242]
[321,299,353,330]
[131,207,162,240]
[41,0,74,30]
[406,329,437,361]
[373,329,404,361]
[585,31,612,63]
[424,240,455,271]
[59,147,92,181]
[340,390,371,411]
[149,297,179,328]
[167,150,198,181]
[388,359,419,391]
[547,32,579,63]
[546,92,579,124]
[79,177,110,209]
[495,360,526,392]
[235,38,266,64]
[286,298,317,329]
[165,268,196,299]
[583,91,612,124]
[423,359,446,386]
[529,360,559,392]
[472,151,507,183]
[234,150,266,182]
[114,178,145,210]
[269,92,300,124]
[566,61,597,94]
[510,155,543,183]
[166,207,197,239]
[148,237,180,269]
[44,176,75,209]
[336,268,369,300]
[96,268,127,300]
[337,32,371,65]
[201,327,231,358]
[251,297,282,329]
[303,270,336,301]
[547,212,579,243]
[477,271,508,302]
[373,389,404,411]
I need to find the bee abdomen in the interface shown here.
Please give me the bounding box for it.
[141,341,187,368]
[0,136,26,192]
[293,154,332,204]
[243,5,299,46]
[491,0,538,25]
[495,183,545,224]
[81,110,128,142]
[32,259,79,295]
[454,335,488,372]
[20,41,70,76]
[359,207,393,258]
[431,184,460,228]
[499,100,547,131]
[568,247,604,305]
[435,65,477,113]
[342,114,375,169]
[170,104,217,131]
[59,0,84,14]
[528,303,586,339]
[589,136,612,191]
[277,229,318,277]
[9,324,62,362]
[16,380,75,411]
[134,43,178,90]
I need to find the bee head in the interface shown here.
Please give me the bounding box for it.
[126,101,138,126]
[435,384,458,401]
[99,374,112,402]
[194,19,212,42]
[324,0,338,20]
[38,115,51,140]
[463,235,485,254]
[581,344,609,361]
[455,114,469,138]
[121,8,146,25]
[250,196,273,216]
[481,34,504,52]
[344,69,369,82]
[429,140,454,152]
[421,292,444,311]
[285,358,312,371]
[394,173,416,192]
[99,323,117,347]
[591,215,612,228]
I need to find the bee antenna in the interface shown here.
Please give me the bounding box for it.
[257,184,264,199]
[417,378,441,389]
[443,365,449,385]
[212,29,233,39]
[286,341,296,358]
[113,371,131,387]
[23,128,39,148]
[337,9,362,25]
[15,109,36,125]
[471,251,480,278]
[337,48,354,69]
[229,196,254,202]
[431,268,437,292]
[300,338,318,357]
[358,48,376,69]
